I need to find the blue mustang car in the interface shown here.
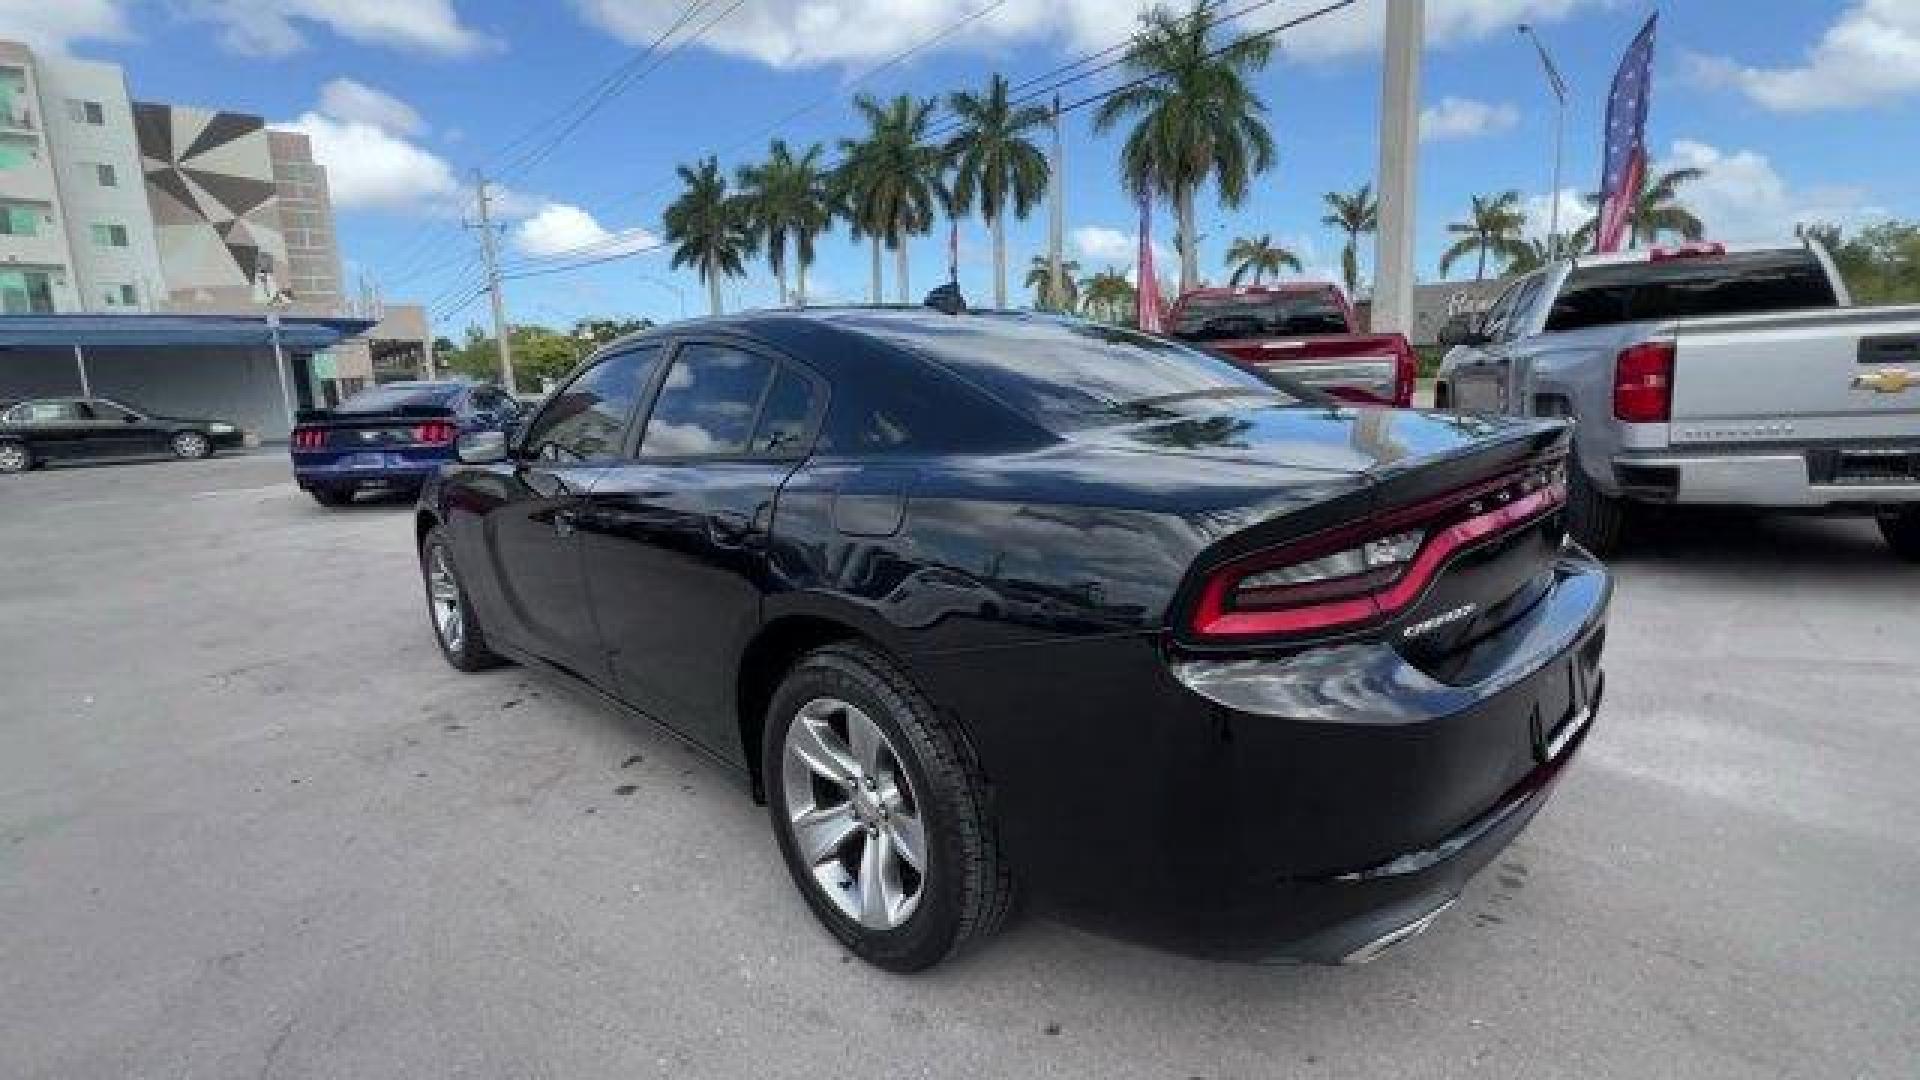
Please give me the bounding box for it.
[290,380,521,506]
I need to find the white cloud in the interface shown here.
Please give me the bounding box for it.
[0,0,129,52]
[1521,188,1593,244]
[282,109,461,213]
[1419,96,1519,142]
[1689,0,1920,112]
[318,78,425,136]
[178,0,495,58]
[570,0,1597,69]
[1654,139,1875,243]
[514,203,660,258]
[1071,225,1171,282]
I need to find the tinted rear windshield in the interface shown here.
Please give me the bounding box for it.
[849,313,1300,432]
[1170,292,1349,341]
[334,384,461,414]
[1546,251,1838,332]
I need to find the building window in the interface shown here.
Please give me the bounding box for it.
[0,135,34,170]
[0,269,56,314]
[90,222,129,248]
[101,283,137,307]
[94,162,117,187]
[0,202,41,236]
[68,99,106,126]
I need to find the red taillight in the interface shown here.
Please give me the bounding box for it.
[1613,340,1674,423]
[412,421,456,445]
[291,428,325,450]
[1187,464,1566,641]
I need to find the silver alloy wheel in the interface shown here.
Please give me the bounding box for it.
[781,696,927,930]
[173,431,210,458]
[0,443,25,472]
[427,546,465,653]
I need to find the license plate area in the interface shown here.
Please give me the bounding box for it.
[1532,630,1602,763]
[1834,447,1920,485]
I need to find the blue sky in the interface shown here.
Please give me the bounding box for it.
[12,1,1917,334]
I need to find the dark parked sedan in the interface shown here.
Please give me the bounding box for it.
[414,308,1611,971]
[0,396,242,473]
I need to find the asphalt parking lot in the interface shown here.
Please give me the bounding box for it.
[3,453,1917,1079]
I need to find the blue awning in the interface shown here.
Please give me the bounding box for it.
[0,313,376,351]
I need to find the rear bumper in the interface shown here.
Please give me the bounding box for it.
[909,548,1611,963]
[1612,449,1920,508]
[292,454,443,491]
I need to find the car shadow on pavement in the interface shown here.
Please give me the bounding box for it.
[1607,508,1898,573]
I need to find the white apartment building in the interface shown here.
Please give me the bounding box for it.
[0,41,161,314]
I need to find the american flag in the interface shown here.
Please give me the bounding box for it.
[1136,194,1164,333]
[1595,13,1657,253]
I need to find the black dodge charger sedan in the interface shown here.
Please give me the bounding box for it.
[415,308,1610,970]
[0,396,244,473]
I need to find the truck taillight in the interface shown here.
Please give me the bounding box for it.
[412,421,457,445]
[1613,340,1674,423]
[1186,463,1566,641]
[1392,337,1417,407]
[1648,242,1725,261]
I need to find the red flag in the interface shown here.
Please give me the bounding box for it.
[1136,195,1164,333]
[1595,14,1657,252]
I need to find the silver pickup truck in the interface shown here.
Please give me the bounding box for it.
[1434,241,1920,558]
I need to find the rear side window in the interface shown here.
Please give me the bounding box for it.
[639,344,775,458]
[523,346,662,463]
[1546,251,1838,332]
[751,366,819,456]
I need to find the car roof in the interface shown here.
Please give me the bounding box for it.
[1178,282,1338,299]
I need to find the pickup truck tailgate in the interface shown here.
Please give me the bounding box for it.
[1670,305,1920,445]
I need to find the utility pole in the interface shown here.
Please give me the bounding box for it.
[1520,24,1569,260]
[1372,0,1423,335]
[469,169,517,394]
[1047,94,1065,311]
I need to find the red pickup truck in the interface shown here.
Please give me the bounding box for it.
[1163,283,1418,406]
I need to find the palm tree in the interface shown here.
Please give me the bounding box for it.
[1094,4,1276,294]
[663,156,752,315]
[1080,266,1135,324]
[1439,190,1529,281]
[1506,236,1557,274]
[837,93,944,304]
[1321,183,1378,298]
[736,139,831,307]
[1573,166,1706,250]
[1224,233,1302,286]
[944,73,1052,309]
[1025,254,1080,311]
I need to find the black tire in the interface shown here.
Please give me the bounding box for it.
[170,430,214,460]
[1879,508,1920,562]
[763,643,1014,972]
[0,440,30,474]
[309,487,355,507]
[420,526,506,671]
[1566,462,1628,556]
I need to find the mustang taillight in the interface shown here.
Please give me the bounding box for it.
[291,428,326,450]
[1188,464,1566,641]
[412,421,457,445]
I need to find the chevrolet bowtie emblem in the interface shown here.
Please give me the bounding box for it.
[1853,368,1919,394]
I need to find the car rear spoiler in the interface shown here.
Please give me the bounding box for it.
[294,404,457,425]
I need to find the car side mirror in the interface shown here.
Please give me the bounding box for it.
[1437,313,1489,349]
[456,429,509,464]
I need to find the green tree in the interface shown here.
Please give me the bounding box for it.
[737,139,832,307]
[514,326,586,389]
[1807,219,1920,303]
[1320,183,1378,298]
[1505,236,1558,275]
[1094,3,1275,294]
[837,93,944,304]
[572,317,653,349]
[944,72,1052,309]
[1025,254,1080,311]
[1439,190,1529,281]
[1080,266,1136,324]
[1224,233,1302,285]
[663,155,753,316]
[1572,166,1706,250]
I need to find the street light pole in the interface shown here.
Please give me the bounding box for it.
[1371,0,1423,335]
[1520,24,1569,259]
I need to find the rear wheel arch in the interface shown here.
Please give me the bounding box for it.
[736,613,866,802]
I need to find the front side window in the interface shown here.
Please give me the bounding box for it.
[639,344,775,458]
[523,345,662,463]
